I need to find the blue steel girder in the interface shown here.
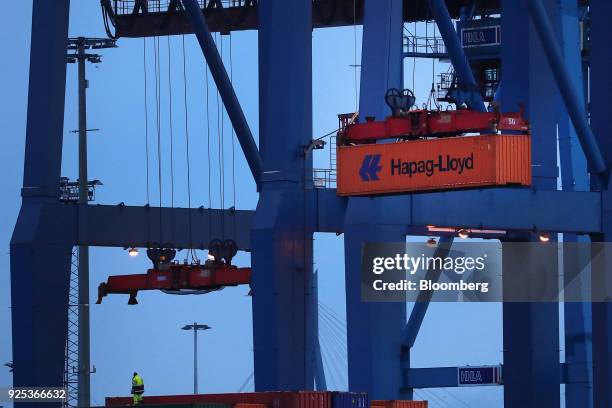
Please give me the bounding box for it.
[182,0,263,184]
[13,203,254,250]
[557,1,593,407]
[428,0,486,111]
[11,1,71,406]
[402,362,589,389]
[251,0,315,391]
[526,0,607,185]
[501,1,562,407]
[315,188,601,234]
[344,0,407,400]
[77,205,253,250]
[589,1,612,407]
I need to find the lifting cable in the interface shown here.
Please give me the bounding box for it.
[143,37,152,245]
[154,35,164,247]
[412,21,417,92]
[167,35,176,245]
[352,0,359,112]
[181,34,198,262]
[144,38,151,205]
[229,33,237,239]
[216,32,226,239]
[419,10,440,111]
[204,44,213,250]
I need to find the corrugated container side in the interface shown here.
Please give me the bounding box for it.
[331,392,369,408]
[495,135,531,186]
[104,404,232,408]
[337,134,531,196]
[371,400,428,408]
[294,391,331,408]
[235,404,268,408]
[107,392,331,408]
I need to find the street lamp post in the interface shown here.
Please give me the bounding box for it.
[181,323,211,394]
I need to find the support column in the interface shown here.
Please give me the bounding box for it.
[589,1,612,406]
[557,2,592,407]
[501,1,560,407]
[76,40,91,408]
[11,1,72,407]
[344,0,406,399]
[251,0,314,391]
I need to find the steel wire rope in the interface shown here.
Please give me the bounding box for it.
[352,0,359,112]
[318,314,346,389]
[318,322,348,369]
[440,388,475,408]
[318,306,347,346]
[412,21,417,92]
[144,37,152,246]
[417,389,454,408]
[318,316,348,349]
[319,331,342,390]
[319,339,336,390]
[318,311,348,363]
[181,34,199,262]
[167,35,176,246]
[318,306,348,368]
[318,303,349,388]
[319,302,348,329]
[229,32,237,240]
[319,319,348,389]
[427,20,441,110]
[218,33,226,239]
[237,371,253,392]
[318,310,348,357]
[204,51,213,251]
[154,35,165,247]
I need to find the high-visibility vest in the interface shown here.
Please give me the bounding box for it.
[132,375,145,394]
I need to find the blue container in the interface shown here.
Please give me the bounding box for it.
[331,392,369,408]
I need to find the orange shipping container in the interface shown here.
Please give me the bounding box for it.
[371,400,428,408]
[106,391,331,408]
[337,134,531,196]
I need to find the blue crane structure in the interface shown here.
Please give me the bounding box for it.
[9,0,612,407]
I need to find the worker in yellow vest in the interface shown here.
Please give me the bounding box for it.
[131,372,145,405]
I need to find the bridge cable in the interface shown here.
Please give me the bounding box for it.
[440,388,475,408]
[237,371,253,392]
[318,308,348,389]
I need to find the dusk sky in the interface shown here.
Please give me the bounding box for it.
[0,2,548,407]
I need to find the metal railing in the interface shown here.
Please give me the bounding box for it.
[437,71,456,99]
[403,35,447,57]
[313,168,336,189]
[111,0,251,15]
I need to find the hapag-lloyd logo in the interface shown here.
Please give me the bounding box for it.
[390,153,475,178]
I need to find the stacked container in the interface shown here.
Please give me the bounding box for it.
[371,401,428,408]
[106,391,331,408]
[105,392,422,408]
